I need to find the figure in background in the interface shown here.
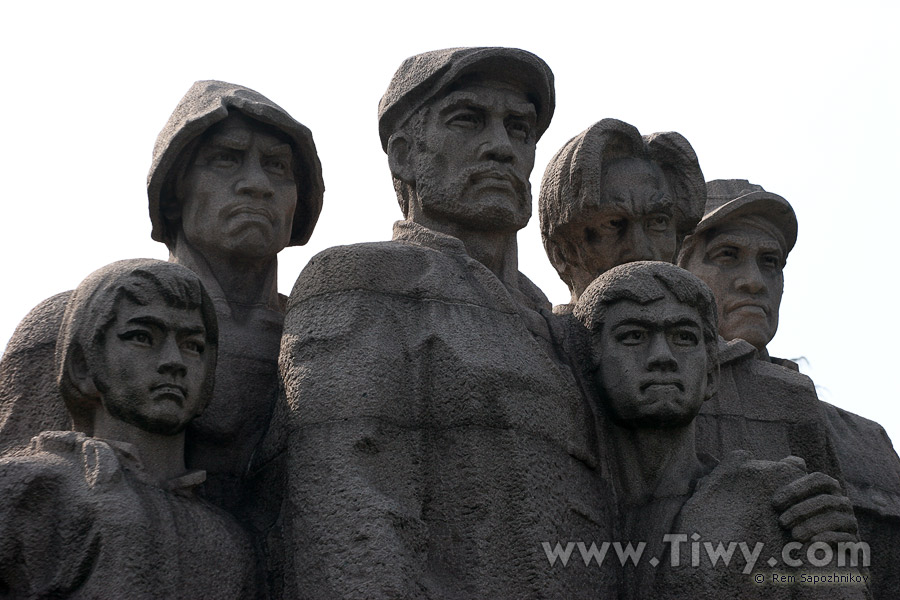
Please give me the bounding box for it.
[679,179,900,599]
[267,47,615,598]
[573,261,867,600]
[0,259,254,598]
[539,118,705,311]
[0,81,324,513]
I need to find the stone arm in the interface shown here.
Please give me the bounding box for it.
[0,451,97,596]
[274,248,432,599]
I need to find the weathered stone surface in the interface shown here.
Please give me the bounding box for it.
[539,118,706,307]
[0,259,255,598]
[0,81,325,517]
[681,180,895,599]
[0,291,72,455]
[269,48,616,598]
[573,262,867,599]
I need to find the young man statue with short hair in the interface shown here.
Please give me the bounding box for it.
[0,259,254,598]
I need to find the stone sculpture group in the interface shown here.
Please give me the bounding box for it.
[0,47,897,599]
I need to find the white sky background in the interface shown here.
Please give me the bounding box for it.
[2,2,898,445]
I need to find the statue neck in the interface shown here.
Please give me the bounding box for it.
[408,213,520,289]
[608,421,702,506]
[92,411,187,485]
[169,234,281,312]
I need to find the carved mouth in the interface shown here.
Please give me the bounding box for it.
[727,300,769,316]
[640,381,684,392]
[151,383,186,404]
[471,170,517,187]
[229,207,273,220]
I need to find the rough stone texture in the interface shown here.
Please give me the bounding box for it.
[0,432,255,599]
[573,262,868,599]
[820,403,900,600]
[267,47,617,598]
[274,222,615,598]
[0,259,256,598]
[539,118,706,306]
[695,339,842,477]
[0,81,325,518]
[681,179,899,599]
[0,291,72,455]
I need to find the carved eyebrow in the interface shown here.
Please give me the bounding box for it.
[644,194,674,215]
[124,316,206,337]
[610,316,702,331]
[707,233,783,255]
[263,143,293,157]
[206,133,250,150]
[436,93,537,120]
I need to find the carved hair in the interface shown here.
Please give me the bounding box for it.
[573,261,719,369]
[539,119,706,292]
[56,259,218,434]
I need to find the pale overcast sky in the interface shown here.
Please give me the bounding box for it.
[2,1,898,444]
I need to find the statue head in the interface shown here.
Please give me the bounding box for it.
[147,81,324,259]
[539,119,706,302]
[378,47,554,233]
[573,261,719,429]
[57,259,218,437]
[678,179,797,354]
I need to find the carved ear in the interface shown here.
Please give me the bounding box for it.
[387,132,415,183]
[68,345,100,400]
[704,364,720,402]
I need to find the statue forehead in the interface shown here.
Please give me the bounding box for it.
[197,111,294,148]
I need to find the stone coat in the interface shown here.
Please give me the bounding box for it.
[0,431,255,599]
[272,221,615,599]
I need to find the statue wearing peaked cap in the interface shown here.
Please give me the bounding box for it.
[272,47,616,598]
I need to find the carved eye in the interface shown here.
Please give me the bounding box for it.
[447,111,482,130]
[671,329,699,346]
[207,151,239,168]
[506,118,531,141]
[264,157,291,177]
[647,214,671,232]
[708,246,738,265]
[759,253,783,271]
[121,330,153,346]
[617,329,647,345]
[181,338,205,355]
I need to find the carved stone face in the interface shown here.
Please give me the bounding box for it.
[682,221,785,353]
[411,79,537,232]
[592,293,711,428]
[96,298,210,435]
[569,158,677,299]
[178,113,298,261]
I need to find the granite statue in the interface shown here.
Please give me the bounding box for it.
[267,47,615,598]
[539,118,706,310]
[680,179,900,599]
[0,80,324,512]
[573,261,867,599]
[0,259,255,598]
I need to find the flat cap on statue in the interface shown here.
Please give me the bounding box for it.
[147,80,325,246]
[377,47,555,151]
[696,179,798,253]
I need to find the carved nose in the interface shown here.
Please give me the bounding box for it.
[735,261,767,295]
[480,120,515,163]
[158,338,187,378]
[236,161,275,199]
[620,227,656,264]
[646,333,677,372]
